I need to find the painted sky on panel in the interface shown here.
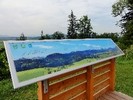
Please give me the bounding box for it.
[9,39,117,60]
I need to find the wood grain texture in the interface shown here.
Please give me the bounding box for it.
[37,59,133,100]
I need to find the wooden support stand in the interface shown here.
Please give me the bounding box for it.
[38,59,115,100]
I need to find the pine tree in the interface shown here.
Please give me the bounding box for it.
[77,16,93,38]
[67,10,78,39]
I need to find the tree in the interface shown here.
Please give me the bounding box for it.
[0,49,10,80]
[39,30,51,40]
[67,10,78,39]
[52,31,65,39]
[40,30,45,40]
[112,0,133,48]
[17,33,27,40]
[77,15,93,38]
[96,32,119,42]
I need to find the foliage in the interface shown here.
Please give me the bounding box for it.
[0,48,10,80]
[39,31,51,40]
[124,45,133,60]
[0,41,4,49]
[67,10,78,39]
[112,0,133,48]
[17,33,27,40]
[77,15,93,38]
[96,32,119,42]
[51,31,65,39]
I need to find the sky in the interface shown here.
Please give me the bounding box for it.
[9,39,119,60]
[0,0,121,37]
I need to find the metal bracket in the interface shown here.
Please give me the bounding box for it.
[43,80,48,94]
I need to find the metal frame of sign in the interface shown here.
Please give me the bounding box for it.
[4,39,124,89]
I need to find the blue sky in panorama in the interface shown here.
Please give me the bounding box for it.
[0,0,121,37]
[9,39,117,60]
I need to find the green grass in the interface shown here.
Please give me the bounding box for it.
[115,58,133,97]
[0,57,133,99]
[0,79,37,100]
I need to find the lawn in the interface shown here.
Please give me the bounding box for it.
[115,58,133,97]
[0,79,37,100]
[0,57,133,99]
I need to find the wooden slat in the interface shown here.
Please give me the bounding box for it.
[93,61,111,70]
[94,77,110,88]
[94,84,110,97]
[94,79,110,94]
[49,73,86,96]
[94,72,110,85]
[94,64,110,74]
[49,68,87,85]
[69,90,86,100]
[49,68,86,85]
[92,60,110,69]
[93,65,110,78]
[93,70,110,79]
[94,85,110,100]
[50,81,87,100]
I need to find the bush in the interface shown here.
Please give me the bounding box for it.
[125,45,133,60]
[0,48,10,80]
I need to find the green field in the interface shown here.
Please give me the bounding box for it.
[17,58,96,82]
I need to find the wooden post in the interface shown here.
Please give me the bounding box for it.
[86,66,94,100]
[38,81,49,100]
[109,58,115,91]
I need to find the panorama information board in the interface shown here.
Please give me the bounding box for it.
[4,39,124,88]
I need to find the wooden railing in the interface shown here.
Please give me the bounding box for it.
[37,59,115,100]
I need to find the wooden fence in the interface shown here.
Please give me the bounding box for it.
[37,59,115,100]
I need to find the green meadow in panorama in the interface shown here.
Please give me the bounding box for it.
[17,58,96,82]
[16,51,119,82]
[17,68,45,82]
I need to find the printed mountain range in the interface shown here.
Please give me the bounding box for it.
[14,47,119,72]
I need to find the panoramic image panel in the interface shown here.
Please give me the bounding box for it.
[9,39,123,82]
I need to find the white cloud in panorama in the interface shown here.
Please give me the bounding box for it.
[33,45,53,49]
[0,0,121,36]
[82,44,102,50]
[60,42,74,45]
